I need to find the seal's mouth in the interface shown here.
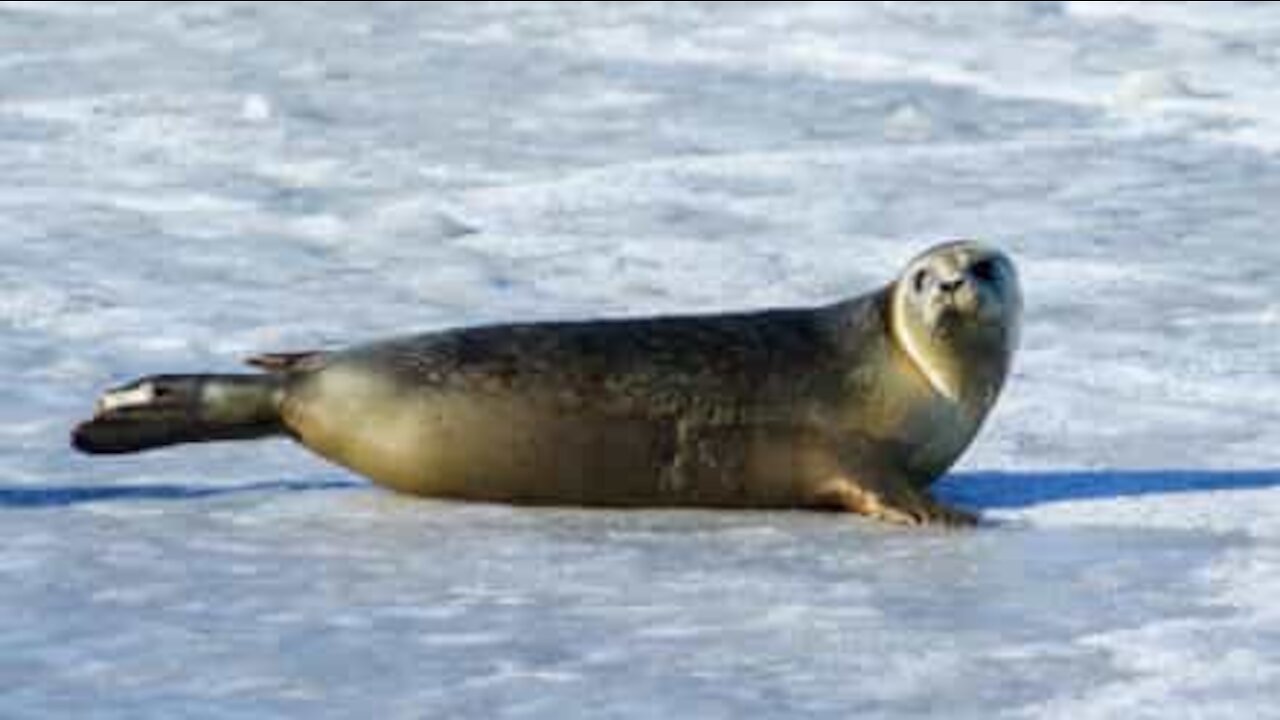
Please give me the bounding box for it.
[931,307,962,340]
[930,295,987,338]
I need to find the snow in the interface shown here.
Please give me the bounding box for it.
[3,1,1280,717]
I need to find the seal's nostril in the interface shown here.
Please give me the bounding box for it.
[939,278,965,293]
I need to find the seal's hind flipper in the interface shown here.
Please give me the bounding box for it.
[72,374,284,454]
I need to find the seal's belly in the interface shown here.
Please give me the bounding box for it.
[281,368,832,508]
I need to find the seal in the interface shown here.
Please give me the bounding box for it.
[72,240,1020,526]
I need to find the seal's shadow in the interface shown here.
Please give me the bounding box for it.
[7,471,1277,512]
[937,470,1280,510]
[0,479,360,508]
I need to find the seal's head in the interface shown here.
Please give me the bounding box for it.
[890,240,1021,403]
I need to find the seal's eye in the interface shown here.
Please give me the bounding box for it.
[970,259,999,283]
[912,268,930,294]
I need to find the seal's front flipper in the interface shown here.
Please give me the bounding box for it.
[811,477,978,528]
[72,374,284,454]
[914,495,980,528]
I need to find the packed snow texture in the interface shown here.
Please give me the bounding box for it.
[2,2,1280,718]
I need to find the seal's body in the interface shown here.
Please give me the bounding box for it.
[73,241,1020,526]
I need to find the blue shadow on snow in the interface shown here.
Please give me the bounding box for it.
[0,479,360,509]
[937,470,1280,510]
[4,471,1277,511]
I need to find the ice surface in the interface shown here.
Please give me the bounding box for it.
[3,2,1280,718]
